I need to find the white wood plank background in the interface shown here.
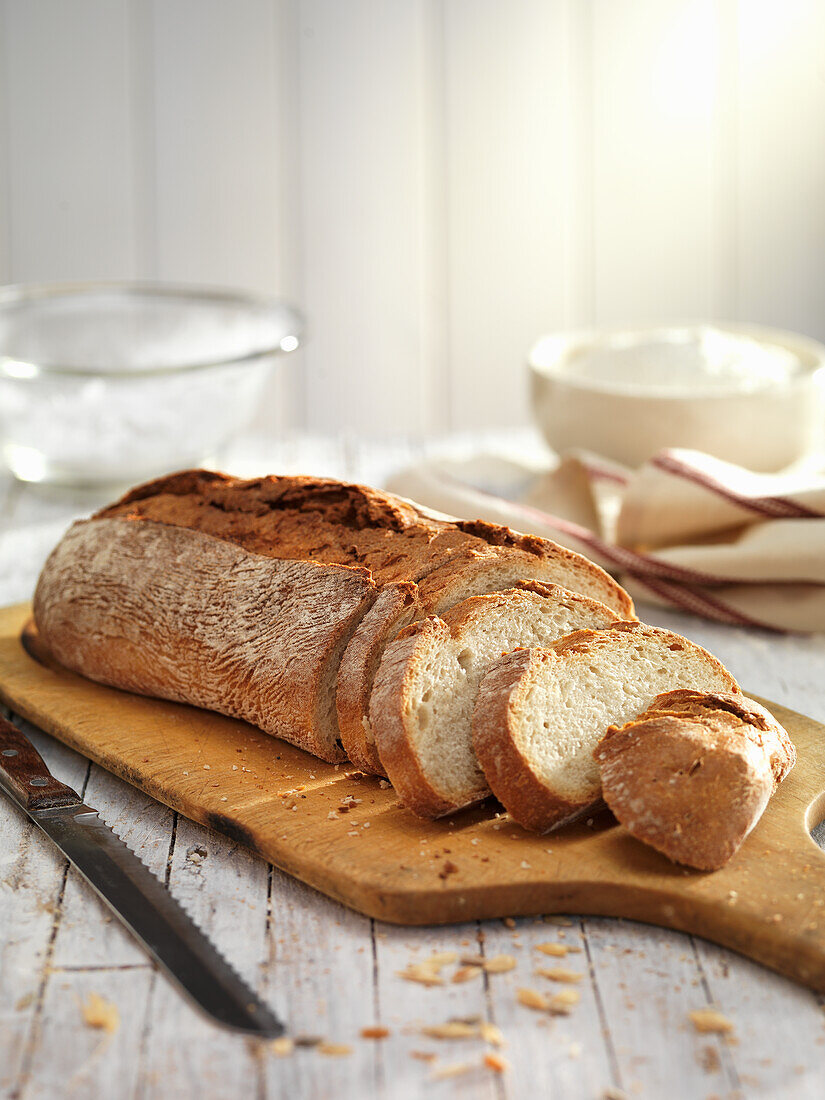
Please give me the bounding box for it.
[0,0,824,437]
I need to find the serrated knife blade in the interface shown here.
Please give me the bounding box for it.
[0,714,283,1039]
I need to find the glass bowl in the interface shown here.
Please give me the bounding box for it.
[0,282,303,487]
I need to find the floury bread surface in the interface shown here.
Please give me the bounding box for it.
[33,519,375,762]
[594,690,795,869]
[472,623,741,832]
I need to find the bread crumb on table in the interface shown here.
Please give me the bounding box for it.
[535,967,584,983]
[483,954,517,973]
[452,966,483,984]
[422,1022,480,1040]
[548,988,581,1015]
[483,1052,510,1073]
[81,992,120,1033]
[689,1008,735,1034]
[316,1041,353,1056]
[431,1062,473,1080]
[535,942,569,957]
[398,951,457,986]
[480,1022,505,1047]
[360,1026,390,1039]
[517,988,550,1011]
[293,1034,323,1047]
[270,1036,294,1057]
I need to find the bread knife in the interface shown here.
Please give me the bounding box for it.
[0,713,283,1038]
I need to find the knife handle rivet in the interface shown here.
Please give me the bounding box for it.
[29,777,49,787]
[1,749,18,757]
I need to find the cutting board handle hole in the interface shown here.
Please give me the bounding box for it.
[805,791,825,851]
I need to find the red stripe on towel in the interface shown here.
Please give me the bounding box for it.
[651,452,823,519]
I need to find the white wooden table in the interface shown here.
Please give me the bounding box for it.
[3,432,825,1100]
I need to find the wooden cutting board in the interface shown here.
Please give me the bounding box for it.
[2,602,825,993]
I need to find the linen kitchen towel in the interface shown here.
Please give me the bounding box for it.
[387,448,825,632]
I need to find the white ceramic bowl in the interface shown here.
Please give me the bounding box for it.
[529,324,825,471]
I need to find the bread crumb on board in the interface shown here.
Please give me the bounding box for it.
[270,1036,294,1057]
[689,1008,735,1034]
[81,992,120,1033]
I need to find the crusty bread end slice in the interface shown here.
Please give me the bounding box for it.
[369,584,623,818]
[472,623,740,832]
[594,691,795,869]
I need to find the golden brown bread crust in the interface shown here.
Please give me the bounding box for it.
[33,518,376,762]
[97,470,475,584]
[97,470,635,616]
[614,689,796,786]
[594,693,796,870]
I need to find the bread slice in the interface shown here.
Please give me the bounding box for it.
[620,689,796,787]
[33,518,376,762]
[594,691,795,869]
[472,623,741,832]
[369,583,622,817]
[338,545,636,776]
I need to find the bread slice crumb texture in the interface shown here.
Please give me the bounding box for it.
[370,585,623,817]
[473,622,740,832]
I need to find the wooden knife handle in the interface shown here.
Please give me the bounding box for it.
[0,714,81,812]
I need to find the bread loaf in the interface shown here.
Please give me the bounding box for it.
[369,583,622,817]
[97,470,634,775]
[594,690,795,869]
[472,623,740,832]
[35,471,633,774]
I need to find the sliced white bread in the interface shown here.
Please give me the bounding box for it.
[338,544,634,777]
[369,583,623,817]
[594,690,795,869]
[472,623,741,833]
